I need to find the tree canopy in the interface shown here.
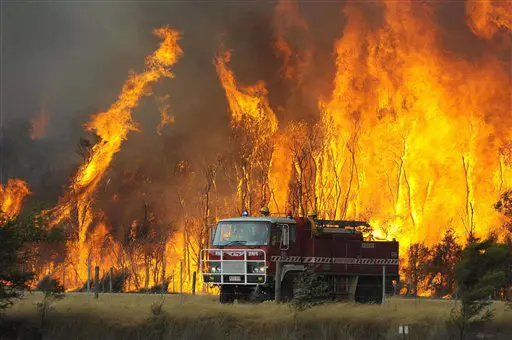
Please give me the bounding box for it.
[0,214,54,310]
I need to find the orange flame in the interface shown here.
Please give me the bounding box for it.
[41,26,182,291]
[466,0,512,39]
[47,27,183,244]
[0,179,31,219]
[268,135,292,213]
[156,94,175,135]
[215,50,278,132]
[215,50,279,213]
[313,1,511,251]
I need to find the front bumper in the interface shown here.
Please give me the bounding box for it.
[203,274,266,284]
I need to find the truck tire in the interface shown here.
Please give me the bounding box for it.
[220,286,235,304]
[355,276,382,304]
[281,274,296,302]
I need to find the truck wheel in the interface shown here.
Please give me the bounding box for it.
[220,286,235,304]
[355,277,382,304]
[281,274,296,302]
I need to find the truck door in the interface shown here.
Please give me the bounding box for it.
[268,224,299,271]
[346,240,362,274]
[281,224,299,258]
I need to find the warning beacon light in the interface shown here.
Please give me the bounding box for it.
[242,210,249,217]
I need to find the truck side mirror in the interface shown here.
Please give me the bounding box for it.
[280,224,289,250]
[210,224,217,246]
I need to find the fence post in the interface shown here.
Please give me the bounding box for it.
[382,265,386,305]
[87,257,91,304]
[180,261,183,305]
[192,272,196,295]
[95,266,99,299]
[20,263,25,296]
[109,267,113,293]
[161,259,166,295]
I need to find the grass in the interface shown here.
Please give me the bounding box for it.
[1,293,511,339]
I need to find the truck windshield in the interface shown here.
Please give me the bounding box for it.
[213,221,271,246]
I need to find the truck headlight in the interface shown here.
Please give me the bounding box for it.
[252,265,265,273]
[210,265,221,273]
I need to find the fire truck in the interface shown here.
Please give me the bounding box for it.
[200,210,399,303]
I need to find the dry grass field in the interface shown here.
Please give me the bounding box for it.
[1,292,511,339]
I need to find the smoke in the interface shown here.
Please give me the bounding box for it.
[0,2,273,208]
[1,2,224,203]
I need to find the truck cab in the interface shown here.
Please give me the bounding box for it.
[201,215,294,302]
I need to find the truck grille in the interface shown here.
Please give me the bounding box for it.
[201,249,266,285]
[223,261,244,274]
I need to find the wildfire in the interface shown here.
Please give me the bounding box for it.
[5,1,511,296]
[41,26,183,291]
[321,1,509,247]
[215,51,278,132]
[265,0,511,252]
[466,0,512,39]
[214,0,511,252]
[47,27,183,244]
[0,179,31,219]
[215,50,279,213]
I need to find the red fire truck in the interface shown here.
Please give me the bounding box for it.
[201,210,399,303]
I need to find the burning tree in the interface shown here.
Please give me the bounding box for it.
[494,191,512,298]
[196,163,218,272]
[216,51,278,215]
[404,243,431,296]
[124,204,174,291]
[0,213,60,310]
[283,121,323,216]
[426,229,463,297]
[36,26,184,291]
[495,191,512,234]
[171,159,220,289]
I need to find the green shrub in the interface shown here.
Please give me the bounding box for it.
[36,275,64,329]
[290,269,331,311]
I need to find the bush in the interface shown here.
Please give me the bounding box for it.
[290,269,331,311]
[36,275,64,329]
[139,281,169,294]
[79,270,129,293]
[36,276,64,295]
[449,239,510,339]
[0,215,42,310]
[150,299,164,316]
